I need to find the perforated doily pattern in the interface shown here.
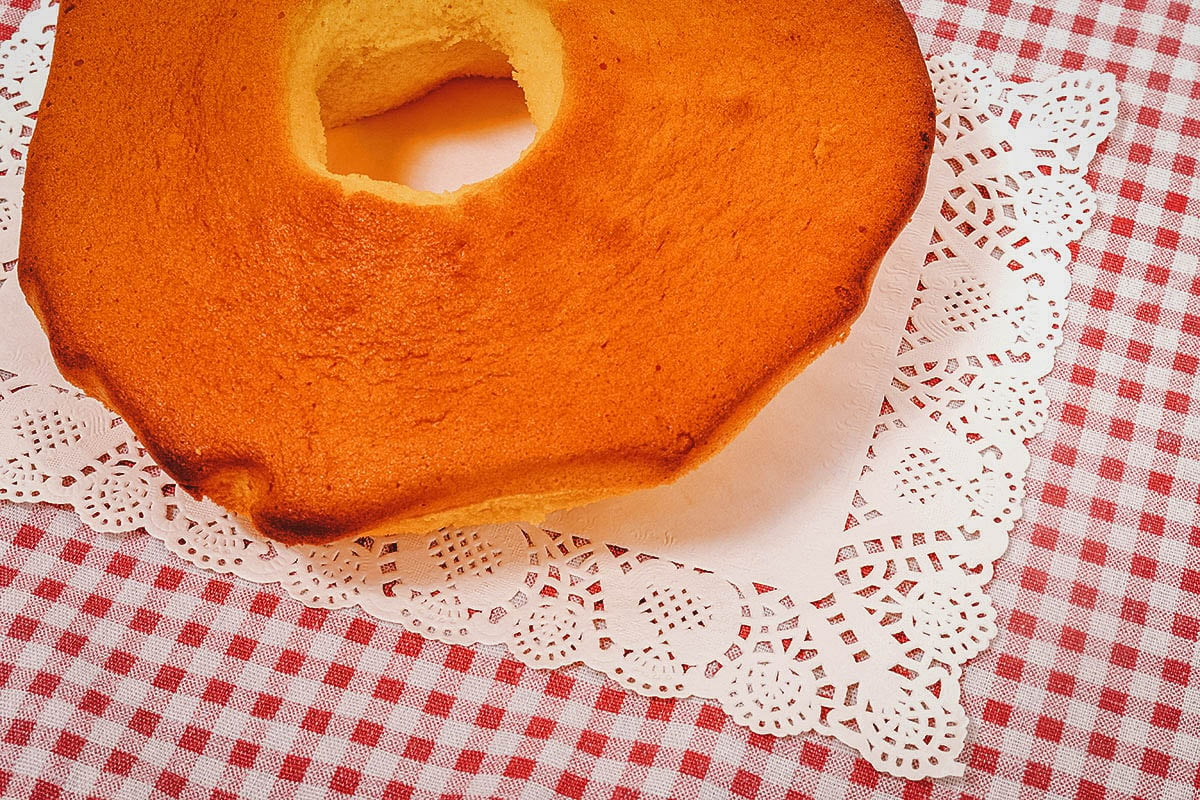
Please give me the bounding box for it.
[0,6,1115,779]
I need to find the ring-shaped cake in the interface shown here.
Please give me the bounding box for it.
[20,0,934,543]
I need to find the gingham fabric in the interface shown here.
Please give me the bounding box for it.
[2,0,1198,797]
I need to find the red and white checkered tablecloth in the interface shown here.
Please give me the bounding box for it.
[2,0,1198,797]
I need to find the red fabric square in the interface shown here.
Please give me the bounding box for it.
[1009,610,1037,637]
[128,709,160,737]
[732,769,763,797]
[1141,749,1170,778]
[749,732,774,753]
[279,755,310,782]
[1141,513,1166,537]
[555,773,587,800]
[81,595,112,618]
[680,750,710,778]
[1122,598,1148,625]
[903,782,933,800]
[494,659,523,685]
[525,716,555,739]
[226,635,257,660]
[629,742,657,766]
[178,725,211,754]
[424,690,454,717]
[106,552,135,577]
[177,622,208,647]
[9,616,37,642]
[800,741,828,771]
[697,703,726,731]
[4,724,31,750]
[1109,418,1134,440]
[454,750,484,772]
[970,745,1000,773]
[1097,457,1125,481]
[201,580,231,603]
[1183,569,1200,594]
[104,650,135,675]
[33,578,64,601]
[301,708,332,734]
[79,690,111,716]
[1151,703,1182,729]
[352,720,383,747]
[229,740,259,768]
[1164,192,1187,213]
[331,767,362,795]
[1157,430,1183,454]
[404,737,434,762]
[982,700,1012,725]
[153,665,185,692]
[1088,733,1116,759]
[31,782,60,800]
[249,591,279,616]
[275,649,304,675]
[202,679,234,705]
[1117,379,1143,401]
[1081,539,1107,564]
[546,671,574,698]
[324,663,354,689]
[475,704,504,729]
[1162,386,1190,413]
[1099,688,1128,715]
[1131,555,1156,579]
[153,567,184,591]
[595,686,624,713]
[436,644,473,673]
[13,525,43,550]
[647,697,676,721]
[1172,614,1199,641]
[154,772,186,798]
[1060,627,1086,652]
[53,731,85,759]
[1047,670,1076,696]
[1145,263,1170,285]
[345,618,376,645]
[1163,659,1191,685]
[996,654,1024,681]
[1024,762,1052,790]
[1051,443,1077,466]
[103,751,135,777]
[849,759,879,788]
[1035,716,1063,742]
[297,607,327,630]
[578,730,607,757]
[1021,566,1049,592]
[250,694,282,720]
[395,629,424,656]
[375,677,404,702]
[382,782,415,800]
[59,538,89,565]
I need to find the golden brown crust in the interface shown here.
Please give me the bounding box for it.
[20,0,934,544]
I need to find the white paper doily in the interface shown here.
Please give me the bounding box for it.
[0,4,1116,779]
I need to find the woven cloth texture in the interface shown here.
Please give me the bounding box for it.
[2,0,1199,798]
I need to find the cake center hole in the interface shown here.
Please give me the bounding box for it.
[324,75,536,194]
